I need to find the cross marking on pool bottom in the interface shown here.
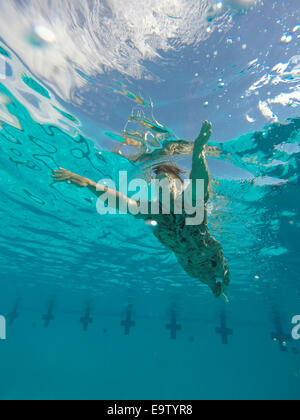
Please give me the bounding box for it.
[80,306,93,332]
[7,301,20,326]
[271,315,291,353]
[166,311,182,340]
[121,306,135,335]
[216,312,233,345]
[43,301,55,328]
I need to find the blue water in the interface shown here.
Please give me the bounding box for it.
[0,0,300,400]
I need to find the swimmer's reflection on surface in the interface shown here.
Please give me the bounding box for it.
[111,113,224,163]
[52,121,230,301]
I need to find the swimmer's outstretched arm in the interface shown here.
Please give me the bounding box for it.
[190,121,212,200]
[52,168,138,213]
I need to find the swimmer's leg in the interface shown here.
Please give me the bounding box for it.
[190,121,213,201]
[163,140,194,157]
[193,121,213,158]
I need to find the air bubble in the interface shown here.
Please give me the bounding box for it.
[281,34,293,43]
[246,115,255,123]
[145,220,158,227]
[28,24,56,48]
[206,2,224,22]
[228,0,258,9]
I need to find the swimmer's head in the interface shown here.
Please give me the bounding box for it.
[153,163,184,183]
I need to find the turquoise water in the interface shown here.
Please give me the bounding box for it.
[0,0,300,400]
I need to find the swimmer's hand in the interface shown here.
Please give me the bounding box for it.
[52,168,91,187]
[52,169,137,213]
[220,283,230,303]
[221,293,230,304]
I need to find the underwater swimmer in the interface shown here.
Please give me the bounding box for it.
[113,116,173,160]
[52,121,230,300]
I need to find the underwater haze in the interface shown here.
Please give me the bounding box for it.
[0,0,300,400]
